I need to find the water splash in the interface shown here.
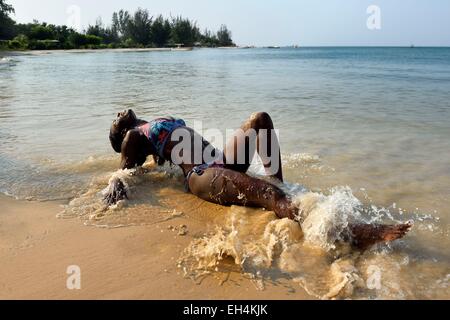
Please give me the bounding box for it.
[58,161,186,227]
[0,57,17,67]
[177,185,449,299]
[293,186,364,250]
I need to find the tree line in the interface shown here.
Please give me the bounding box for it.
[0,1,235,50]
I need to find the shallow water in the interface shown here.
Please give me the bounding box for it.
[1,48,449,299]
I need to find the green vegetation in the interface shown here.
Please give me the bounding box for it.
[0,2,235,50]
[0,0,15,46]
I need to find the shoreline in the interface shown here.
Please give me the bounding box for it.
[1,48,181,57]
[0,194,311,299]
[0,46,241,57]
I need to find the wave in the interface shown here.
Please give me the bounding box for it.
[0,154,120,201]
[58,161,187,227]
[0,57,17,66]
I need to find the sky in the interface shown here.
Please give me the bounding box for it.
[7,0,450,46]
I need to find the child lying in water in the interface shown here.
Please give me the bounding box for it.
[105,109,412,250]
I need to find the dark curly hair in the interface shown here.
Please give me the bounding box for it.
[109,109,138,153]
[109,109,168,167]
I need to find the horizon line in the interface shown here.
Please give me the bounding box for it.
[236,45,450,48]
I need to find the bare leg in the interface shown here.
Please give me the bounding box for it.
[189,113,412,249]
[188,167,296,219]
[223,112,283,181]
[188,167,412,249]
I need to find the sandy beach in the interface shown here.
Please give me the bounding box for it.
[0,195,311,300]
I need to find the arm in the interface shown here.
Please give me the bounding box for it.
[121,129,148,169]
[104,129,148,206]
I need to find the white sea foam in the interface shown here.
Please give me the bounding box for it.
[58,161,185,226]
[0,57,16,66]
[292,186,364,250]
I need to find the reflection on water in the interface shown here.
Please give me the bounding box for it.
[1,48,449,299]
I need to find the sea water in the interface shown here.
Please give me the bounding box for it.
[0,47,449,299]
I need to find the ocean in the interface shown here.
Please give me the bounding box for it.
[0,47,449,299]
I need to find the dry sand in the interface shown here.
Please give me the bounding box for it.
[0,195,311,300]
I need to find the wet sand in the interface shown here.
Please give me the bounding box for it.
[0,195,311,300]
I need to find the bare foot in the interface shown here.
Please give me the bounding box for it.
[349,221,413,250]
